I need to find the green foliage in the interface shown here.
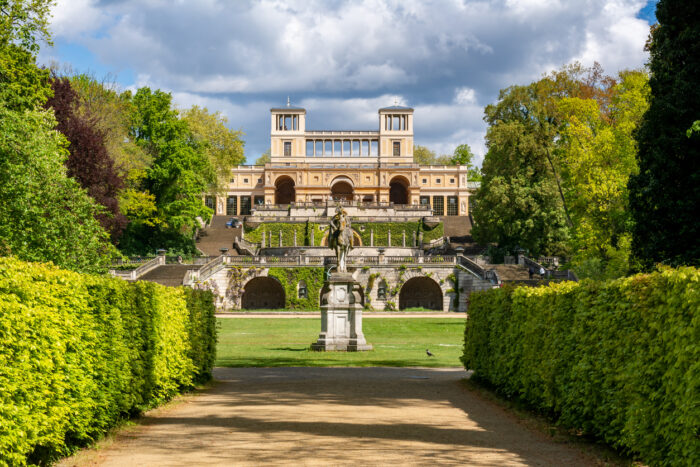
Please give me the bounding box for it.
[0,43,51,111]
[255,148,270,165]
[181,105,245,193]
[413,144,437,164]
[462,267,700,465]
[450,143,474,167]
[267,267,325,310]
[628,0,700,269]
[0,105,119,273]
[0,0,54,53]
[245,222,321,246]
[0,257,216,466]
[356,221,443,246]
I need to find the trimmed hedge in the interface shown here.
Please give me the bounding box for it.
[245,220,443,248]
[0,257,217,466]
[462,267,699,466]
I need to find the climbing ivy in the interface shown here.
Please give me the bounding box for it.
[268,267,325,310]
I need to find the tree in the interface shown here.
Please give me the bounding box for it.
[450,143,474,167]
[628,0,700,269]
[45,75,127,241]
[0,0,54,53]
[119,88,215,254]
[182,105,245,192]
[0,105,118,273]
[255,148,270,165]
[413,144,436,165]
[0,43,51,111]
[69,73,151,187]
[557,70,649,278]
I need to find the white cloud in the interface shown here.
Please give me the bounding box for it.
[46,0,652,165]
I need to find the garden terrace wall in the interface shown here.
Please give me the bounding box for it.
[462,267,699,465]
[0,257,216,466]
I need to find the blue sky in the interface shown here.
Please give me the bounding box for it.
[40,0,658,165]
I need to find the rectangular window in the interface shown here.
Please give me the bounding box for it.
[284,141,291,156]
[240,196,251,215]
[343,140,350,155]
[254,195,265,206]
[450,178,455,184]
[230,177,235,183]
[243,178,249,184]
[422,178,427,184]
[420,196,430,206]
[258,178,262,184]
[436,178,441,184]
[447,196,458,216]
[432,196,444,215]
[205,196,215,210]
[306,140,314,156]
[393,116,400,130]
[393,141,400,156]
[284,116,291,130]
[226,196,237,215]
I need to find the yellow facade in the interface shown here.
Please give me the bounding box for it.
[211,105,470,217]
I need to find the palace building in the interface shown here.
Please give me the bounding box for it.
[206,103,471,217]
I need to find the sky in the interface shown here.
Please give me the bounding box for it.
[39,0,659,165]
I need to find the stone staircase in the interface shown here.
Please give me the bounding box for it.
[138,264,195,287]
[196,215,241,256]
[441,215,473,238]
[489,264,532,281]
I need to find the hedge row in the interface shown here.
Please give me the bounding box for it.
[462,267,699,466]
[268,267,325,310]
[244,220,443,247]
[0,257,217,466]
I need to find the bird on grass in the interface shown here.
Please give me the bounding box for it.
[426,349,434,357]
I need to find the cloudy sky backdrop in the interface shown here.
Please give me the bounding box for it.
[40,0,658,165]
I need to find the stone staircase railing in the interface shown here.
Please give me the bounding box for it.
[518,255,578,282]
[456,254,500,285]
[110,255,165,280]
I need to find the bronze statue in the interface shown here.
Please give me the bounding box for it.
[328,205,353,272]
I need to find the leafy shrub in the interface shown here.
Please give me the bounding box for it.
[462,267,699,465]
[268,267,325,310]
[0,257,216,466]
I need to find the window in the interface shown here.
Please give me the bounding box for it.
[432,196,444,215]
[226,196,237,215]
[334,140,341,155]
[422,178,427,184]
[314,176,319,182]
[325,140,332,156]
[420,196,430,206]
[393,141,400,156]
[436,178,441,184]
[371,140,378,156]
[365,176,371,182]
[293,115,298,131]
[240,196,251,215]
[284,141,291,156]
[343,140,350,155]
[243,178,249,184]
[297,280,307,299]
[284,116,291,130]
[315,140,323,156]
[205,196,215,210]
[377,281,387,300]
[447,196,458,216]
[450,178,455,184]
[306,140,314,156]
[362,140,369,156]
[352,140,360,156]
[393,116,400,130]
[230,177,235,183]
[258,178,262,184]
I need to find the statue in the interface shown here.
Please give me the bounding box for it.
[328,205,353,273]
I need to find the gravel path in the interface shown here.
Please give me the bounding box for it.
[63,367,595,466]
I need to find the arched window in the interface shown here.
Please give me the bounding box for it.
[377,280,387,300]
[298,280,308,299]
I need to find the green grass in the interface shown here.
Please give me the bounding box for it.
[215,318,466,367]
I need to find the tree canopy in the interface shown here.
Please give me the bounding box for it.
[628,0,700,269]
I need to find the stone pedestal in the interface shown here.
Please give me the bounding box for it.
[311,272,372,351]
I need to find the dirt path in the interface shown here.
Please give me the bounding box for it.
[61,367,594,466]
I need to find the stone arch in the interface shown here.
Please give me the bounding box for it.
[399,276,442,310]
[242,276,285,309]
[275,176,295,204]
[330,176,354,201]
[389,176,410,205]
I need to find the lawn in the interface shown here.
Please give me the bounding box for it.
[216,318,466,367]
